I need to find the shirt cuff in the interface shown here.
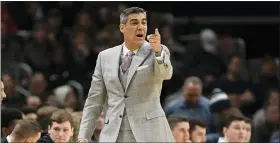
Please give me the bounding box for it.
[155,50,165,63]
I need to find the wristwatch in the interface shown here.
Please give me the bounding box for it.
[155,46,162,56]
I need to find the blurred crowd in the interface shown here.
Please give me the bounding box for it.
[1,1,279,143]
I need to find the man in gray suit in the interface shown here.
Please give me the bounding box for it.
[78,7,175,142]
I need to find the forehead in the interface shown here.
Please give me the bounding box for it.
[177,122,189,128]
[194,125,206,132]
[230,120,245,126]
[127,13,146,21]
[51,121,72,128]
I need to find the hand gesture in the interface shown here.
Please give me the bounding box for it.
[147,28,161,52]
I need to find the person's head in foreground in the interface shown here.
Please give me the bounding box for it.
[1,108,23,137]
[168,115,191,143]
[7,119,41,143]
[48,109,74,143]
[189,118,207,143]
[119,7,147,50]
[220,114,248,143]
[1,80,7,104]
[183,76,203,108]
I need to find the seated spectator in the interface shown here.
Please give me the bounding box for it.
[38,109,74,143]
[251,89,279,143]
[1,73,26,109]
[165,76,216,141]
[22,107,38,120]
[1,80,7,104]
[1,119,41,143]
[1,108,23,137]
[183,29,227,85]
[29,72,49,101]
[210,55,255,115]
[25,95,42,109]
[37,106,60,132]
[167,115,191,143]
[189,118,207,143]
[218,114,248,143]
[54,85,83,112]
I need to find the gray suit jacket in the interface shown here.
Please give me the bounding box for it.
[78,41,175,142]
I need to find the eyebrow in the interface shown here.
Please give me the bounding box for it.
[130,18,147,22]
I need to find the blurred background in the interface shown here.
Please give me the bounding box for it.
[1,1,279,143]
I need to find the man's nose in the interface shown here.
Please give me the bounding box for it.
[137,23,144,29]
[58,130,64,136]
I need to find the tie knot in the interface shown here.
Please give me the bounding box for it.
[127,51,135,57]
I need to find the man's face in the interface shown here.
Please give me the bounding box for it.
[48,121,73,143]
[172,122,190,143]
[119,13,147,47]
[1,81,6,104]
[190,125,206,143]
[183,82,202,107]
[30,73,46,95]
[228,56,243,74]
[244,123,251,142]
[223,120,246,142]
[266,105,279,124]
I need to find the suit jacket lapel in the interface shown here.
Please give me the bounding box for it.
[111,44,125,93]
[125,41,151,92]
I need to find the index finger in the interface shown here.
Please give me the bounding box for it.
[154,28,160,36]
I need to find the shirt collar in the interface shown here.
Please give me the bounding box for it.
[123,42,139,56]
[7,135,11,142]
[218,137,228,143]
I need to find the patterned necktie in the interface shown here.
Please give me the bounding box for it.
[122,51,135,73]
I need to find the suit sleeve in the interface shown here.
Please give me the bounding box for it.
[154,45,173,80]
[78,53,107,140]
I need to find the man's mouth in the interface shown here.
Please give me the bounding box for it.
[136,34,143,38]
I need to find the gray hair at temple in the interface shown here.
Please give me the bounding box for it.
[120,7,147,24]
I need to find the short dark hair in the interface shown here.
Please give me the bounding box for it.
[22,108,37,115]
[120,7,146,24]
[11,119,41,140]
[37,106,59,130]
[167,115,189,130]
[1,108,23,128]
[50,109,73,127]
[189,118,206,134]
[244,117,252,125]
[224,114,247,128]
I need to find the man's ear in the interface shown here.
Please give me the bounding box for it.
[25,138,32,143]
[70,127,74,137]
[223,127,227,136]
[119,24,125,34]
[48,125,51,132]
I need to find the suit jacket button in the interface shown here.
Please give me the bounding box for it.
[124,95,128,98]
[119,115,123,118]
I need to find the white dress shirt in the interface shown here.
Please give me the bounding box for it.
[6,135,11,142]
[218,137,228,143]
[123,43,164,62]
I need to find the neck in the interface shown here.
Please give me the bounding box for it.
[9,135,24,143]
[124,41,141,51]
